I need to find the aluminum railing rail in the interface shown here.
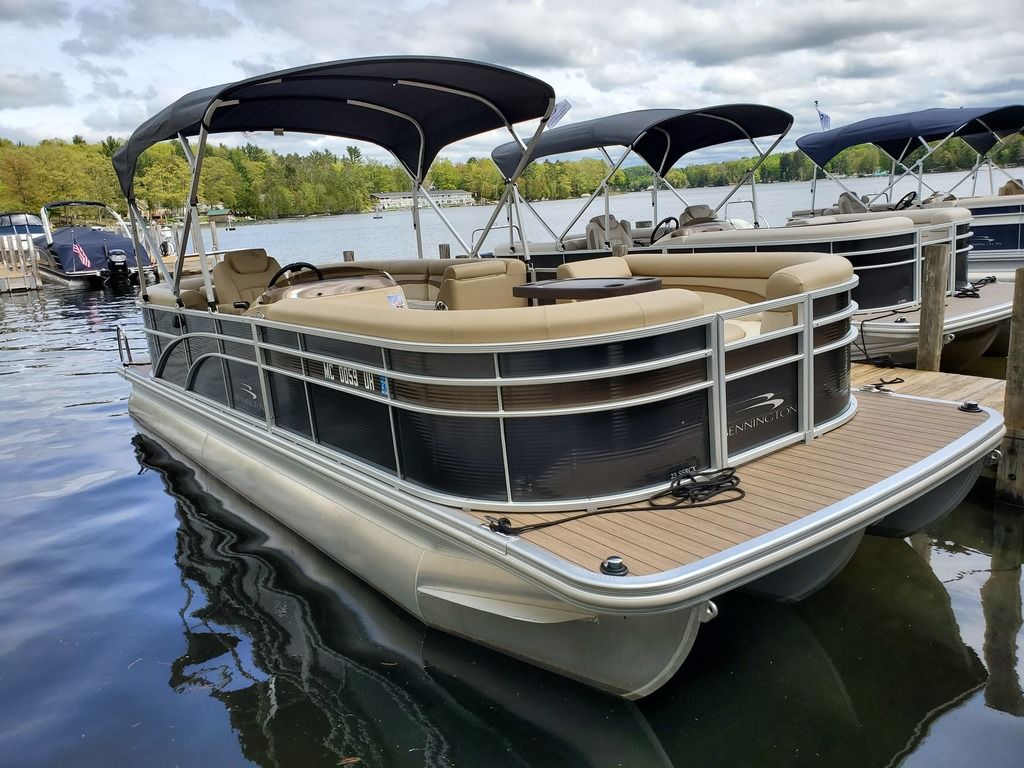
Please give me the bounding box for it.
[138,275,858,512]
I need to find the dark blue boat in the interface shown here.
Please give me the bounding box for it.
[34,201,153,288]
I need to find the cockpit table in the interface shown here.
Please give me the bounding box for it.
[513,276,663,305]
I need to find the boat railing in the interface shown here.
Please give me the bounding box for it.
[138,276,858,511]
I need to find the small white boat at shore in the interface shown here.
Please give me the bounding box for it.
[113,57,1003,697]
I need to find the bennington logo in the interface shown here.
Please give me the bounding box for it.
[728,392,797,436]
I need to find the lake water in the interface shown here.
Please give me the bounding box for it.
[202,168,1023,264]
[1,179,1023,766]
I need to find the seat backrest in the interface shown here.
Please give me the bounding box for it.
[836,191,869,214]
[999,178,1024,196]
[585,215,632,249]
[212,248,281,310]
[555,256,632,280]
[436,258,527,309]
[679,204,717,226]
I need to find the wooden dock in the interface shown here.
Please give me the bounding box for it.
[851,362,1006,413]
[0,234,41,293]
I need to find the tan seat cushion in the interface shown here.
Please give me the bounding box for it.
[259,288,705,343]
[211,248,281,308]
[555,257,633,280]
[680,204,717,226]
[999,179,1024,196]
[147,275,210,309]
[436,259,527,309]
[585,215,633,249]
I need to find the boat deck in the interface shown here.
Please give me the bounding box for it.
[855,280,1013,327]
[474,392,988,577]
[851,362,1006,411]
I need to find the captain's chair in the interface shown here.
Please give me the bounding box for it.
[679,204,719,226]
[836,191,870,214]
[212,248,281,313]
[585,215,633,249]
[999,178,1024,196]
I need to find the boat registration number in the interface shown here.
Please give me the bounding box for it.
[322,361,389,396]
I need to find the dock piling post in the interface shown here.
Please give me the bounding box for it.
[996,267,1024,506]
[916,243,949,371]
[343,250,355,262]
[439,243,451,259]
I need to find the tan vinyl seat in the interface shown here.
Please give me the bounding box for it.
[146,275,210,309]
[436,259,528,309]
[999,178,1024,196]
[554,256,633,280]
[585,215,633,249]
[836,191,870,214]
[259,288,705,343]
[679,204,718,226]
[212,248,281,313]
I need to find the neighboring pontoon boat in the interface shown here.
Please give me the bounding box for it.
[489,108,1014,370]
[792,105,1024,278]
[33,200,154,287]
[113,57,1003,698]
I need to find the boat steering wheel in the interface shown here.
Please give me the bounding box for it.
[649,216,680,245]
[267,262,325,289]
[894,191,918,210]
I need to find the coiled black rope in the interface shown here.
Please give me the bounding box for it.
[486,468,745,536]
[955,275,997,298]
[861,376,905,393]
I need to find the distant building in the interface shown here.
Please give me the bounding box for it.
[204,206,235,223]
[372,189,474,210]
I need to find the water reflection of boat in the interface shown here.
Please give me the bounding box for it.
[134,430,995,768]
[643,535,988,767]
[132,433,673,768]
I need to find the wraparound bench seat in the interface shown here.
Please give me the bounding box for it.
[256,287,705,343]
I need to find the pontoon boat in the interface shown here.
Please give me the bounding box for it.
[113,58,1003,697]
[792,106,1024,279]
[489,108,1015,370]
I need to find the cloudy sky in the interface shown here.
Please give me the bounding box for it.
[2,0,1023,166]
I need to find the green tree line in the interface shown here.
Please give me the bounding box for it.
[1,132,1021,217]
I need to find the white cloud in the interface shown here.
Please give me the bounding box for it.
[0,0,1017,166]
[0,0,69,27]
[0,72,72,108]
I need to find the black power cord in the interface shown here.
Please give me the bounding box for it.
[486,468,745,536]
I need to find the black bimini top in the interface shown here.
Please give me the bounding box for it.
[491,105,793,179]
[113,56,555,200]
[796,105,1024,167]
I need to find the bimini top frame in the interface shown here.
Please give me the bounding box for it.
[112,56,556,305]
[796,105,1024,208]
[39,200,132,246]
[489,105,793,249]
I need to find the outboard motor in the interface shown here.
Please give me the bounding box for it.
[106,249,131,284]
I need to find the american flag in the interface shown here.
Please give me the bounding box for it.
[72,235,91,269]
